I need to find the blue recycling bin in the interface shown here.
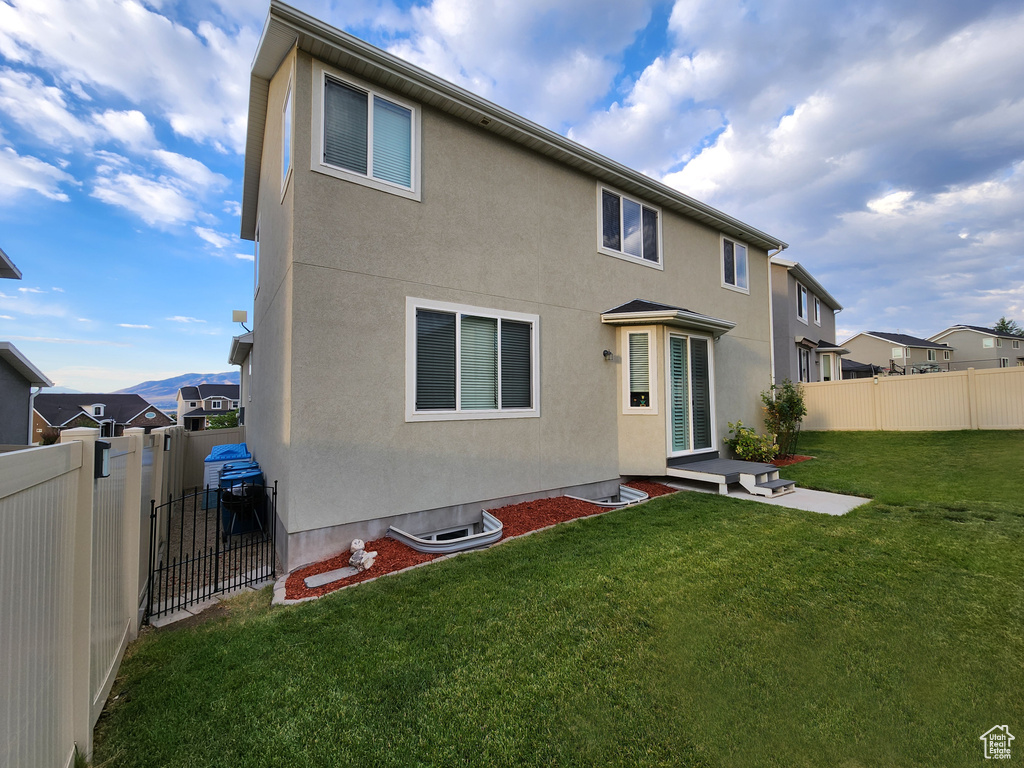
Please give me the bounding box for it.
[219,469,266,539]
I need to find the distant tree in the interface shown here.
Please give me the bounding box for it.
[207,410,239,429]
[993,316,1024,337]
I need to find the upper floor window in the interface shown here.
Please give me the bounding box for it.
[722,237,748,292]
[211,400,222,410]
[996,338,1003,347]
[92,405,104,417]
[189,401,197,408]
[598,187,661,267]
[796,284,808,323]
[314,63,420,200]
[983,338,995,348]
[407,298,539,421]
[813,297,821,325]
[892,347,904,359]
[1014,340,1020,349]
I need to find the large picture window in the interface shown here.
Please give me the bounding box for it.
[722,237,748,292]
[407,298,539,421]
[313,63,420,200]
[599,187,661,267]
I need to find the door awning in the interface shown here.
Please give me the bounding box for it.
[600,299,735,338]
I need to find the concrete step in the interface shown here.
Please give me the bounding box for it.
[748,477,796,497]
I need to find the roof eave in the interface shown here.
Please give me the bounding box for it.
[228,332,254,366]
[770,257,842,310]
[0,342,53,386]
[241,0,787,251]
[600,309,736,337]
[0,246,22,280]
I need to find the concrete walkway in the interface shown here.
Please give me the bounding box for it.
[662,478,869,515]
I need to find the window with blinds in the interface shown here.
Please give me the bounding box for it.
[628,332,651,408]
[669,333,714,453]
[600,187,661,266]
[319,69,418,196]
[411,301,537,419]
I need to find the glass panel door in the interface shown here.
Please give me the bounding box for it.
[690,339,712,450]
[669,336,689,452]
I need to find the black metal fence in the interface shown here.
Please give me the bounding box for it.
[146,481,277,621]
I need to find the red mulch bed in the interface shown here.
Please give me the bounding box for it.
[284,481,677,601]
[772,455,813,467]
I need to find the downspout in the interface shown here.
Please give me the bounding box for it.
[766,246,787,388]
[27,386,41,445]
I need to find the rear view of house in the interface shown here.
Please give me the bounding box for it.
[176,384,241,430]
[929,325,1024,370]
[842,331,953,375]
[236,1,788,569]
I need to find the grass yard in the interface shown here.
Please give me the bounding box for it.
[94,431,1024,767]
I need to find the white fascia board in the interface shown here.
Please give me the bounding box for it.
[770,256,842,310]
[241,0,788,252]
[228,332,254,366]
[601,309,735,337]
[0,342,53,386]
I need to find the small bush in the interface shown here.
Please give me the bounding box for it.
[724,421,779,463]
[762,379,807,458]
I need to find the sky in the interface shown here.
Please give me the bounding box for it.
[1,0,1023,391]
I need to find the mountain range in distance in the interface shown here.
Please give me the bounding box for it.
[113,371,240,411]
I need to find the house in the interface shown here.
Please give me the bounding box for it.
[175,384,241,430]
[840,358,884,379]
[235,1,789,570]
[33,393,173,438]
[928,325,1024,370]
[0,342,53,445]
[841,331,953,374]
[1,247,53,446]
[770,257,846,383]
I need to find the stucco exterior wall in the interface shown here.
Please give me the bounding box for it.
[0,358,30,444]
[771,264,841,384]
[939,330,1019,370]
[248,49,776,563]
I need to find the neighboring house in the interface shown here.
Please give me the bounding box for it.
[0,342,53,445]
[770,257,846,383]
[235,2,789,570]
[1,248,52,445]
[33,393,173,438]
[929,325,1024,370]
[175,384,241,430]
[841,331,953,374]
[840,359,884,379]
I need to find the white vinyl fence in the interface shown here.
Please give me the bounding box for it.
[0,423,246,767]
[803,366,1024,431]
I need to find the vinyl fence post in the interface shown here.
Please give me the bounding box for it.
[63,427,99,762]
[967,367,979,430]
[121,429,145,639]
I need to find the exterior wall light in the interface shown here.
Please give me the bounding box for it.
[603,349,613,360]
[95,440,111,478]
[163,433,172,452]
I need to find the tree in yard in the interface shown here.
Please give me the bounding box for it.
[993,316,1024,336]
[207,410,239,429]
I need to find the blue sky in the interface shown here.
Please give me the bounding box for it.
[2,0,1023,391]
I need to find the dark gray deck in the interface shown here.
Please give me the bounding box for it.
[666,457,796,497]
[668,458,777,482]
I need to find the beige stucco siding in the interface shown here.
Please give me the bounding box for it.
[250,50,776,545]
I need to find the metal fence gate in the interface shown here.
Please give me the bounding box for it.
[146,481,277,621]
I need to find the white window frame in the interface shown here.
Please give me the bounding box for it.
[188,401,197,408]
[996,338,1003,348]
[623,328,658,414]
[721,235,749,294]
[813,296,821,326]
[927,349,936,362]
[943,350,951,361]
[796,283,808,324]
[999,357,1009,368]
[281,73,293,200]
[596,185,663,270]
[983,338,995,348]
[405,297,540,422]
[665,330,717,457]
[211,400,222,410]
[92,405,104,417]
[820,352,838,382]
[892,347,904,359]
[311,61,421,202]
[1013,340,1020,349]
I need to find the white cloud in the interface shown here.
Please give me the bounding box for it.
[0,68,95,147]
[91,170,198,226]
[167,315,206,323]
[18,286,45,293]
[6,336,130,346]
[0,314,15,320]
[51,286,64,292]
[0,146,75,201]
[0,0,259,152]
[223,199,241,216]
[389,0,656,128]
[117,323,152,328]
[93,109,157,150]
[194,226,233,248]
[235,252,254,261]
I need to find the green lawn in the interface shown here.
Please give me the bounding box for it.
[94,431,1024,767]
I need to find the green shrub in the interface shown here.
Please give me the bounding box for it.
[761,379,807,458]
[724,421,779,463]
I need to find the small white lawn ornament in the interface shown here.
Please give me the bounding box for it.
[348,538,377,572]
